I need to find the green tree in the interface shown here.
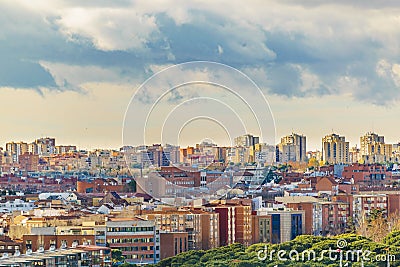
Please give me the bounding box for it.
[346,217,356,233]
[126,179,137,192]
[112,249,125,265]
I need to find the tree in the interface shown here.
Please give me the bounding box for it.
[262,169,281,184]
[356,208,395,243]
[345,217,356,234]
[112,249,125,265]
[368,208,385,222]
[308,158,319,169]
[149,235,400,267]
[120,263,137,267]
[125,179,136,192]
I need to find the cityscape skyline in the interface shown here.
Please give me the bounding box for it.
[1,130,399,152]
[1,89,399,151]
[1,1,400,151]
[2,1,400,265]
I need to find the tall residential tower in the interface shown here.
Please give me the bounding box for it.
[322,133,349,164]
[276,133,306,163]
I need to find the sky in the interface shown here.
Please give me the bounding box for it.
[1,0,400,150]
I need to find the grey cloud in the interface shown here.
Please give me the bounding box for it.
[1,1,400,105]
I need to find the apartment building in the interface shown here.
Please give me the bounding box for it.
[234,134,259,147]
[322,134,349,164]
[342,163,392,187]
[320,201,351,235]
[251,214,272,244]
[256,208,305,244]
[360,132,392,163]
[276,133,307,163]
[159,232,188,259]
[207,201,252,246]
[275,196,322,235]
[142,208,219,251]
[106,218,160,264]
[352,194,388,225]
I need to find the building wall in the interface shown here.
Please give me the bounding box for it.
[388,194,400,216]
[160,232,188,259]
[106,219,159,264]
[144,210,219,251]
[352,194,388,225]
[200,213,219,250]
[251,215,271,244]
[212,206,236,246]
[22,234,95,252]
[315,177,336,192]
[322,134,349,164]
[342,164,392,186]
[277,133,307,163]
[286,202,314,235]
[18,153,39,172]
[257,209,305,244]
[234,205,252,246]
[76,180,124,193]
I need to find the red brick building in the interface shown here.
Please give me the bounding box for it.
[22,234,95,252]
[321,201,350,235]
[342,163,392,186]
[315,176,337,192]
[77,179,124,193]
[160,232,188,259]
[207,200,252,246]
[18,152,39,172]
[387,194,400,216]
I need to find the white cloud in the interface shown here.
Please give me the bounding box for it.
[55,7,159,51]
[217,45,223,55]
[1,0,400,104]
[376,59,400,88]
[39,61,126,86]
[392,64,400,87]
[297,65,326,94]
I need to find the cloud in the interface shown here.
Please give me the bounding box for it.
[38,61,132,89]
[376,59,400,89]
[0,0,400,105]
[217,45,223,55]
[55,7,159,51]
